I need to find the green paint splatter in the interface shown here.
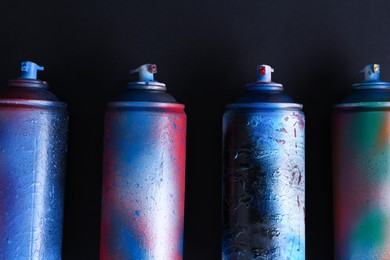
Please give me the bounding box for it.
[350,209,387,248]
[347,112,390,182]
[350,112,384,147]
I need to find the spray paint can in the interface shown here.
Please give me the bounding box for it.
[333,64,390,259]
[100,64,186,259]
[0,61,68,259]
[222,65,305,259]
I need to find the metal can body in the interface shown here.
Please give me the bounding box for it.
[100,101,186,259]
[333,64,390,259]
[333,105,390,259]
[223,105,305,259]
[222,65,305,259]
[0,96,68,257]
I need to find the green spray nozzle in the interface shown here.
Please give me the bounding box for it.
[20,61,44,79]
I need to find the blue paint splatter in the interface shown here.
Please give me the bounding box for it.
[134,210,140,216]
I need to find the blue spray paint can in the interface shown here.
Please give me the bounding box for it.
[100,64,186,259]
[0,61,68,259]
[222,65,305,259]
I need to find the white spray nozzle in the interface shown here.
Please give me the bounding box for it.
[361,64,380,81]
[130,64,157,82]
[257,65,274,82]
[21,61,44,79]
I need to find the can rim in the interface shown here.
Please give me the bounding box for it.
[245,82,283,91]
[226,102,302,110]
[352,81,390,89]
[127,81,166,90]
[0,99,67,108]
[8,79,49,88]
[107,101,185,109]
[334,101,390,109]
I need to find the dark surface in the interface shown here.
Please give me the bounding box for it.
[1,0,390,259]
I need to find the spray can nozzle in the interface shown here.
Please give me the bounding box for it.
[361,64,380,81]
[257,65,274,82]
[20,61,44,79]
[130,64,157,82]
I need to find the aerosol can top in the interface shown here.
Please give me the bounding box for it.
[334,64,390,105]
[20,61,44,80]
[353,64,390,89]
[2,61,64,101]
[6,60,48,89]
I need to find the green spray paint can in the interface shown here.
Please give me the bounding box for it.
[333,64,390,259]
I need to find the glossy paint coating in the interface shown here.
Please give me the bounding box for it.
[101,103,186,259]
[100,65,186,260]
[0,78,68,259]
[222,65,305,259]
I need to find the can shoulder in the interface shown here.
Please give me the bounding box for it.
[113,89,177,103]
[0,86,60,102]
[224,91,302,111]
[338,89,390,103]
[232,91,296,104]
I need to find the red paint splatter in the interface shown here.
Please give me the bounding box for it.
[290,171,296,185]
[292,112,305,130]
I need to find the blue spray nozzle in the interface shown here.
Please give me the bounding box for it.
[130,64,158,82]
[256,65,274,82]
[361,64,380,81]
[20,61,44,79]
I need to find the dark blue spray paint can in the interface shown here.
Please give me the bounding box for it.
[0,61,68,259]
[222,65,305,259]
[100,64,186,259]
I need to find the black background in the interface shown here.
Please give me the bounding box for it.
[1,0,390,259]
